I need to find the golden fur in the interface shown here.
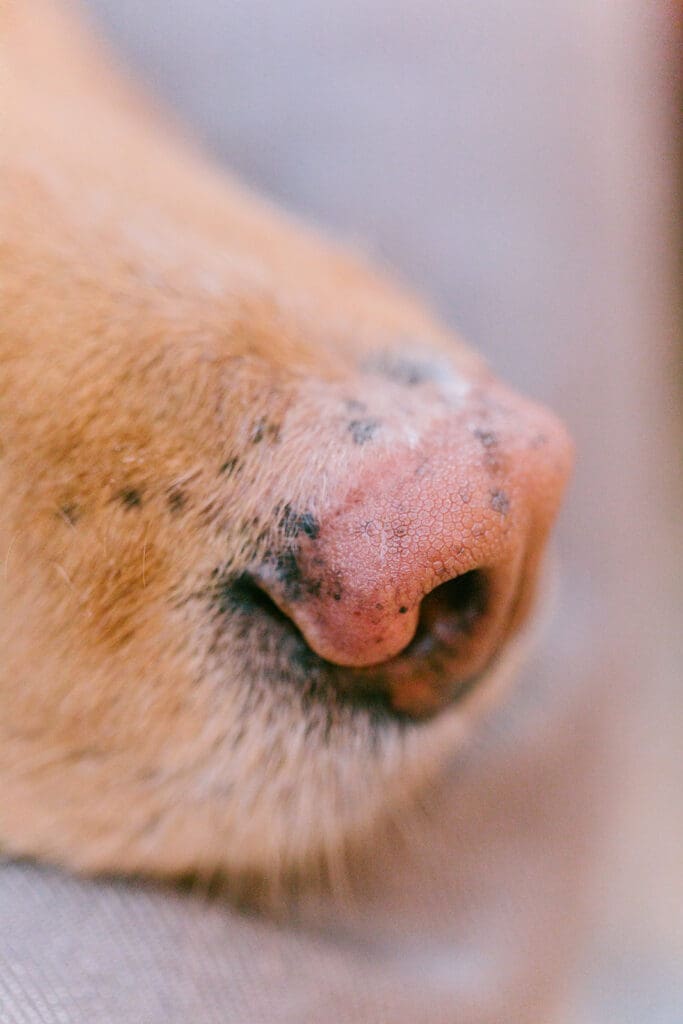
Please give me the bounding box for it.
[0,0,571,885]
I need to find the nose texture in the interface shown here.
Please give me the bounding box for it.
[254,380,573,709]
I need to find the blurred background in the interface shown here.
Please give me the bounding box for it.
[49,1,683,1018]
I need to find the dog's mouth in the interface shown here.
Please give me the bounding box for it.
[217,569,519,723]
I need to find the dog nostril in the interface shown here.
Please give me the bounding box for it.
[249,385,572,676]
[418,569,490,649]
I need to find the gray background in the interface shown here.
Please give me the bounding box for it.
[3,1,680,1020]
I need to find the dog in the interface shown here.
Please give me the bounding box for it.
[0,0,573,900]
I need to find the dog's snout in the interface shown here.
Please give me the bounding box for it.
[252,382,573,715]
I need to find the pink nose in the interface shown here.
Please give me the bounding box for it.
[254,380,573,713]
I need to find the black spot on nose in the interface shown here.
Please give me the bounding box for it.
[472,426,506,474]
[490,490,510,515]
[364,353,437,387]
[472,427,497,449]
[348,418,381,445]
[273,548,305,600]
[279,505,320,540]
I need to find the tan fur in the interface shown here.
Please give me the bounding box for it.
[0,0,570,884]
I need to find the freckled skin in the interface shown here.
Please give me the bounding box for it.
[348,418,382,444]
[0,0,573,883]
[490,489,510,515]
[279,505,320,540]
[166,488,186,514]
[219,457,242,476]
[118,488,143,509]
[255,379,570,684]
[58,504,80,526]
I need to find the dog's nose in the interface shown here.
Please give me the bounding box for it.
[254,381,573,710]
